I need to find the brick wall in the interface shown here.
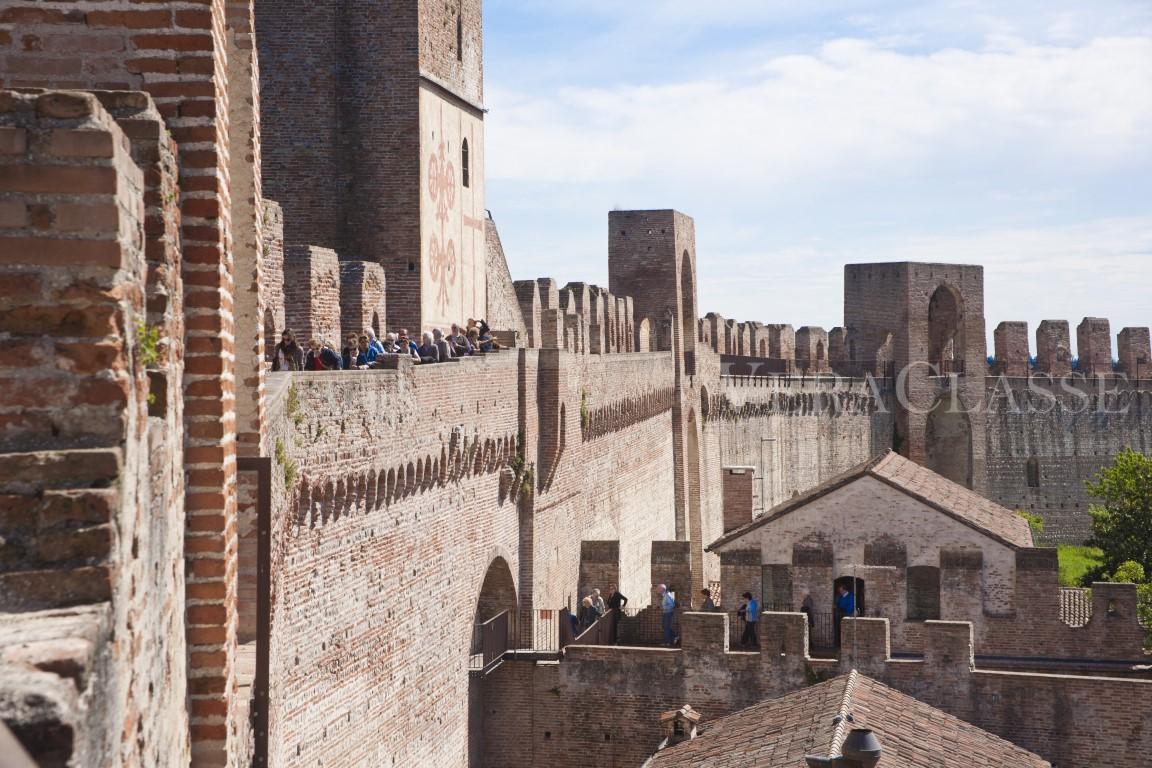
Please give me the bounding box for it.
[983,376,1152,541]
[993,320,1029,377]
[0,4,247,762]
[484,215,526,343]
[263,355,523,766]
[1035,319,1072,375]
[1117,326,1151,378]
[720,467,754,533]
[0,89,188,767]
[283,245,340,346]
[481,614,1152,768]
[1076,317,1112,376]
[714,375,891,513]
[338,260,387,340]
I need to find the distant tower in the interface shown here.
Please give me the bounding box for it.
[844,263,987,491]
[257,0,487,333]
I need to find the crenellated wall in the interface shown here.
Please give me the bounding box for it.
[260,345,682,764]
[480,613,1152,768]
[262,356,523,767]
[0,90,188,768]
[7,1,1150,766]
[712,375,893,513]
[984,376,1152,541]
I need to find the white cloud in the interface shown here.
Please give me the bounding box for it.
[488,37,1152,190]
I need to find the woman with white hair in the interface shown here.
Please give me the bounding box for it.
[364,327,385,355]
[416,331,439,364]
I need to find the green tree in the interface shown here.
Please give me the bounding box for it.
[1086,448,1152,576]
[1111,560,1146,584]
[1108,561,1152,649]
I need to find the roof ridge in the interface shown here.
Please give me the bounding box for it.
[706,452,893,552]
[828,669,859,757]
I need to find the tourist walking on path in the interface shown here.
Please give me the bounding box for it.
[738,592,759,648]
[607,584,627,643]
[659,584,676,646]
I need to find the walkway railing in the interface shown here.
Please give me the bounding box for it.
[469,610,511,674]
[571,609,617,646]
[519,608,564,651]
[726,605,835,650]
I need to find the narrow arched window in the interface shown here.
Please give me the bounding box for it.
[461,138,470,188]
[456,14,463,62]
[1026,457,1040,488]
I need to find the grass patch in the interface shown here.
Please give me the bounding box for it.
[274,437,297,487]
[1058,545,1104,587]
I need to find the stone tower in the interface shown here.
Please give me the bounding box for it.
[257,0,487,334]
[609,210,709,594]
[844,263,988,491]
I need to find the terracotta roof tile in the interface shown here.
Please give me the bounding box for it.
[646,671,1050,768]
[707,451,1034,551]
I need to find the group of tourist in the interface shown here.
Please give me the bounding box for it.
[571,584,629,639]
[270,319,499,371]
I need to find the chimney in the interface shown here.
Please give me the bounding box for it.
[658,705,701,748]
[805,728,882,768]
[722,466,756,532]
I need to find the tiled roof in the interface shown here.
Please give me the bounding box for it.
[707,451,1034,551]
[645,671,1050,768]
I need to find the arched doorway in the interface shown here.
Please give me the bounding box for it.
[928,284,964,373]
[925,394,972,488]
[680,250,696,375]
[468,557,517,766]
[832,575,865,648]
[636,318,651,352]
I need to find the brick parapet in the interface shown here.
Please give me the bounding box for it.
[482,613,1152,767]
[0,89,189,767]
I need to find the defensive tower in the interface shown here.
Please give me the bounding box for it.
[257,0,487,333]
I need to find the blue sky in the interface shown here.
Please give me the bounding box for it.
[481,1,1152,353]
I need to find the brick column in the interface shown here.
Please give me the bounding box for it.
[721,466,755,533]
[993,321,1030,377]
[1076,317,1112,376]
[1035,320,1071,376]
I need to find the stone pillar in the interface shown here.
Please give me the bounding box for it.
[1035,320,1071,376]
[719,549,762,614]
[284,246,342,346]
[993,321,1030,377]
[828,327,847,372]
[514,280,541,348]
[1117,327,1151,379]
[840,617,891,676]
[680,611,729,653]
[339,261,387,340]
[1077,317,1112,376]
[579,541,619,601]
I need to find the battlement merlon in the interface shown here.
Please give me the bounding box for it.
[985,319,1149,379]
